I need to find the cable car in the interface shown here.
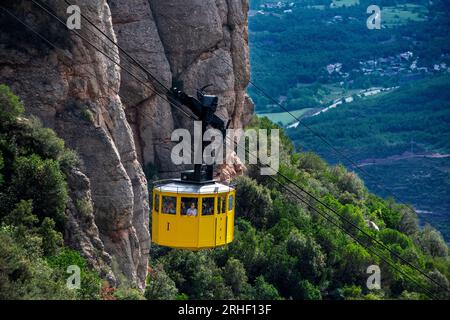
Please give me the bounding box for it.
[151,86,236,250]
[152,181,235,250]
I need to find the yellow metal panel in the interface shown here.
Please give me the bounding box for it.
[215,193,228,246]
[177,216,198,247]
[158,213,177,245]
[199,215,215,247]
[215,215,226,245]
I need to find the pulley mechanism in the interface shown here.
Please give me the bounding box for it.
[170,85,230,183]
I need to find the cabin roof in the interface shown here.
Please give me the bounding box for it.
[154,181,234,194]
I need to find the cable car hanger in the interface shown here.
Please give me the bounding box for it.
[169,85,231,184]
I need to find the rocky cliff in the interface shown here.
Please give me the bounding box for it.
[0,0,252,289]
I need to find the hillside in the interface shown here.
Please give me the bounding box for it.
[287,75,450,241]
[1,0,450,301]
[288,75,450,160]
[148,117,450,299]
[248,0,450,243]
[3,91,448,299]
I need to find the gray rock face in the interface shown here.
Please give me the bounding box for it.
[0,0,252,289]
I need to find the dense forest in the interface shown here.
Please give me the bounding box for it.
[2,86,449,299]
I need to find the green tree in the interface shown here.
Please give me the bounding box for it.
[397,207,419,236]
[297,152,328,174]
[0,228,74,300]
[296,280,322,300]
[253,276,282,300]
[0,84,24,129]
[414,225,448,258]
[331,165,367,201]
[338,243,373,284]
[47,248,102,300]
[3,199,38,229]
[379,228,413,250]
[145,264,179,300]
[286,230,326,281]
[39,217,63,256]
[223,258,250,297]
[10,154,68,227]
[235,176,273,229]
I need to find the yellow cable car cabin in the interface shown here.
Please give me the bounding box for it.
[152,182,235,250]
[151,85,237,250]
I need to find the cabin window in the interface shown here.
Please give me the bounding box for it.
[202,197,214,216]
[219,196,226,214]
[162,196,176,215]
[228,194,234,211]
[154,193,160,212]
[181,198,198,216]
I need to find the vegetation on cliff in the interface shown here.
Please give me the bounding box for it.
[1,86,449,300]
[0,85,101,299]
[146,117,450,300]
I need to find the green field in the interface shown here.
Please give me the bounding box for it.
[382,4,428,27]
[258,108,314,126]
[332,0,360,8]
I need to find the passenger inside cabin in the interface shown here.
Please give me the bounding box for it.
[202,198,214,215]
[163,199,176,214]
[187,202,198,216]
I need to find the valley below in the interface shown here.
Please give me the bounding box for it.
[361,157,450,242]
[249,0,450,242]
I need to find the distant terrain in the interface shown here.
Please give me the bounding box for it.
[248,0,450,240]
[288,76,450,241]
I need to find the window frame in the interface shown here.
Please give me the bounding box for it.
[181,197,199,217]
[218,195,227,214]
[161,195,177,215]
[201,196,215,216]
[228,194,234,212]
[154,192,160,213]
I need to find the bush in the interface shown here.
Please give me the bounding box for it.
[3,199,38,230]
[297,152,328,174]
[296,280,322,300]
[286,230,326,281]
[145,264,179,300]
[379,228,412,250]
[331,165,367,201]
[397,208,419,236]
[24,118,65,160]
[0,84,24,129]
[414,225,448,258]
[39,217,63,256]
[253,276,282,300]
[427,269,450,299]
[338,243,373,284]
[113,287,145,300]
[161,250,233,300]
[10,154,68,227]
[47,248,102,300]
[223,258,249,297]
[0,228,74,300]
[235,176,273,229]
[340,205,365,236]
